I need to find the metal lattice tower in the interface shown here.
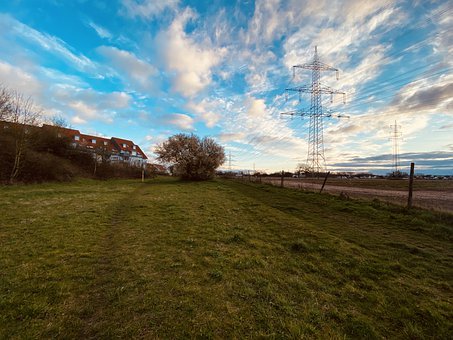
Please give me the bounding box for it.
[281,46,348,174]
[389,121,402,174]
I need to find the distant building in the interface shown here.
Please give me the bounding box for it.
[1,121,148,166]
[42,124,148,166]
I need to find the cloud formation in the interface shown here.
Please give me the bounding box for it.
[122,0,179,19]
[0,1,451,173]
[97,46,158,92]
[0,14,99,76]
[160,113,194,130]
[156,8,226,97]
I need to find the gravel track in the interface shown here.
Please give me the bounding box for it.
[258,178,453,213]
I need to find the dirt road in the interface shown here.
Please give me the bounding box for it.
[259,178,453,213]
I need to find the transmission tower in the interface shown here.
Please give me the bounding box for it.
[281,46,348,174]
[227,151,237,172]
[389,121,402,174]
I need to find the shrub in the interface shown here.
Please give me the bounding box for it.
[155,133,225,181]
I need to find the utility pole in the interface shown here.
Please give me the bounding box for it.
[389,121,402,175]
[281,46,348,175]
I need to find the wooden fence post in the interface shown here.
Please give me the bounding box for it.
[408,162,415,209]
[280,170,284,188]
[319,171,330,193]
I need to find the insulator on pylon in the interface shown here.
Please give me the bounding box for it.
[343,93,346,104]
[285,91,288,102]
[292,67,296,79]
[330,93,334,103]
[336,70,339,80]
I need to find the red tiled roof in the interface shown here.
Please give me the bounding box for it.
[78,134,117,152]
[2,121,148,159]
[135,145,148,159]
[111,137,147,159]
[42,124,80,138]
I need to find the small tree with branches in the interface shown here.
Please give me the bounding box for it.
[155,133,225,180]
[0,86,41,183]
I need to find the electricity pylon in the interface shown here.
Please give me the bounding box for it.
[281,46,348,174]
[389,121,402,174]
[227,151,237,172]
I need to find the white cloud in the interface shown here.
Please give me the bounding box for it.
[97,46,157,92]
[155,8,226,97]
[0,60,43,99]
[217,94,308,164]
[106,91,131,109]
[161,113,194,130]
[185,98,222,128]
[68,100,98,119]
[67,99,115,124]
[87,21,112,40]
[122,0,179,19]
[218,132,246,142]
[244,96,267,118]
[71,115,87,124]
[431,3,453,66]
[0,14,99,75]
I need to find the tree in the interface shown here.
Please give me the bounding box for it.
[295,163,310,177]
[0,87,41,183]
[0,85,13,121]
[155,133,225,180]
[49,114,69,128]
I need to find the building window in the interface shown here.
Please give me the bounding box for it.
[133,145,136,150]
[123,143,127,148]
[92,139,96,144]
[74,135,80,141]
[104,141,108,146]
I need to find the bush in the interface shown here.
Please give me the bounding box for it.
[20,151,76,183]
[95,163,143,180]
[155,133,225,181]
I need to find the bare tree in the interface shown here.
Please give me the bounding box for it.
[0,85,13,121]
[295,163,310,177]
[49,114,69,128]
[7,91,41,183]
[155,133,225,180]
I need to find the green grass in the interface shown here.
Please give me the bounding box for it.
[1,177,452,338]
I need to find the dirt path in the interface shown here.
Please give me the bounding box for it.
[261,179,453,213]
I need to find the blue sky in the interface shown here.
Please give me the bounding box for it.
[0,0,452,174]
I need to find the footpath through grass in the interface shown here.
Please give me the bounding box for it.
[1,177,452,338]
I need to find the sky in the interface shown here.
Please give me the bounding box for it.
[0,0,452,174]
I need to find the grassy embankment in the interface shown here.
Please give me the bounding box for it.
[1,177,452,338]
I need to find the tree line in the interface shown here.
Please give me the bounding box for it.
[1,85,227,184]
[0,85,145,184]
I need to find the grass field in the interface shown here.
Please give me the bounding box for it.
[1,177,452,338]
